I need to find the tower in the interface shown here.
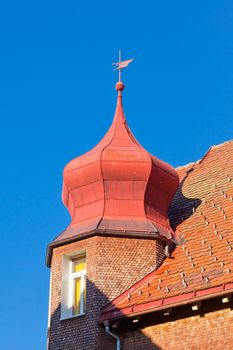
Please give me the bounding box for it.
[46,71,179,349]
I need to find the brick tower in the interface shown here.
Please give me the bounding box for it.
[46,76,179,349]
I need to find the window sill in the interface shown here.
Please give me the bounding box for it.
[60,312,85,321]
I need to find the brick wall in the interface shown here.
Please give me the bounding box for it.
[48,235,165,350]
[121,297,233,350]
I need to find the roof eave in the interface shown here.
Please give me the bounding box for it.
[45,228,166,268]
[99,282,233,323]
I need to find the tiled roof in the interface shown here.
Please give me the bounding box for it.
[99,140,233,322]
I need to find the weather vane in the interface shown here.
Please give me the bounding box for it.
[112,50,134,82]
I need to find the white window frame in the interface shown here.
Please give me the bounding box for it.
[61,250,86,320]
[69,256,86,316]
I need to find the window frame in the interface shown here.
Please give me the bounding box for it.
[69,255,86,317]
[61,251,87,320]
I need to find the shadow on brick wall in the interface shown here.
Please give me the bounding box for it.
[47,277,163,350]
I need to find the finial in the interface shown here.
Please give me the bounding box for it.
[115,81,125,93]
[112,50,134,89]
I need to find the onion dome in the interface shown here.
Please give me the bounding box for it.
[56,81,179,243]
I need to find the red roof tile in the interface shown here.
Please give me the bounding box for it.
[99,140,233,322]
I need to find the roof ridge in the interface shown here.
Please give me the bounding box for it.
[211,139,233,150]
[199,139,233,165]
[176,139,233,170]
[176,161,198,171]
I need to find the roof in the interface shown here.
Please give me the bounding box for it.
[52,82,179,244]
[99,140,233,322]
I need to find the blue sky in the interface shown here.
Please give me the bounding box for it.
[1,1,233,348]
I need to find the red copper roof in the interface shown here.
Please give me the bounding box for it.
[99,140,233,322]
[54,82,179,243]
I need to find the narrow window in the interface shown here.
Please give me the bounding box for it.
[61,252,86,319]
[70,255,86,316]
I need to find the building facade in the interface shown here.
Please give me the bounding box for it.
[47,79,233,349]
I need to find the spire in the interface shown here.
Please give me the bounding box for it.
[112,51,133,124]
[113,81,125,124]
